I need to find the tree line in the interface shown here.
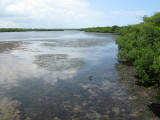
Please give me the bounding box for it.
[0,28,65,32]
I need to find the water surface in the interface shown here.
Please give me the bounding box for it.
[0,31,158,120]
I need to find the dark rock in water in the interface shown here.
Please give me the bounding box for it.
[88,76,93,81]
[148,103,160,118]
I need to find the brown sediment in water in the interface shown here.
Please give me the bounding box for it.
[0,97,22,120]
[0,41,29,53]
[34,54,85,71]
[41,38,108,48]
[115,63,160,119]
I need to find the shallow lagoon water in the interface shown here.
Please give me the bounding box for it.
[0,31,159,120]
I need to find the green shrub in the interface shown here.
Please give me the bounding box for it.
[79,25,120,33]
[116,12,160,99]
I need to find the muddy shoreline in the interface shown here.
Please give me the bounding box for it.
[115,63,160,119]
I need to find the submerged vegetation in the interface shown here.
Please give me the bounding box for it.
[0,41,26,53]
[80,12,160,99]
[0,97,22,120]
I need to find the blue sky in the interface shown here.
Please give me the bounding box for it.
[84,0,159,13]
[0,0,159,28]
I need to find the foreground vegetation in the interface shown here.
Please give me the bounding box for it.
[80,12,160,99]
[0,28,65,32]
[116,12,160,99]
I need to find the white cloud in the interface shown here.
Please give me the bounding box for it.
[0,0,148,28]
[0,0,105,28]
[136,11,146,16]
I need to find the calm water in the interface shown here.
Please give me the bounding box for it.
[0,31,158,120]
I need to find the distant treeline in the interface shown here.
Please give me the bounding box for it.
[0,28,65,32]
[79,25,120,33]
[80,12,160,99]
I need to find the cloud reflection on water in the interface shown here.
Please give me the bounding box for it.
[0,54,78,88]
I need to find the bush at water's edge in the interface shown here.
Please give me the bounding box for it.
[116,12,160,99]
[80,13,160,99]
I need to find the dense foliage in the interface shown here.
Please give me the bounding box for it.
[79,25,120,33]
[80,13,160,99]
[116,12,160,99]
[0,28,65,32]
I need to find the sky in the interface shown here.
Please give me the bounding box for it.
[0,0,159,28]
